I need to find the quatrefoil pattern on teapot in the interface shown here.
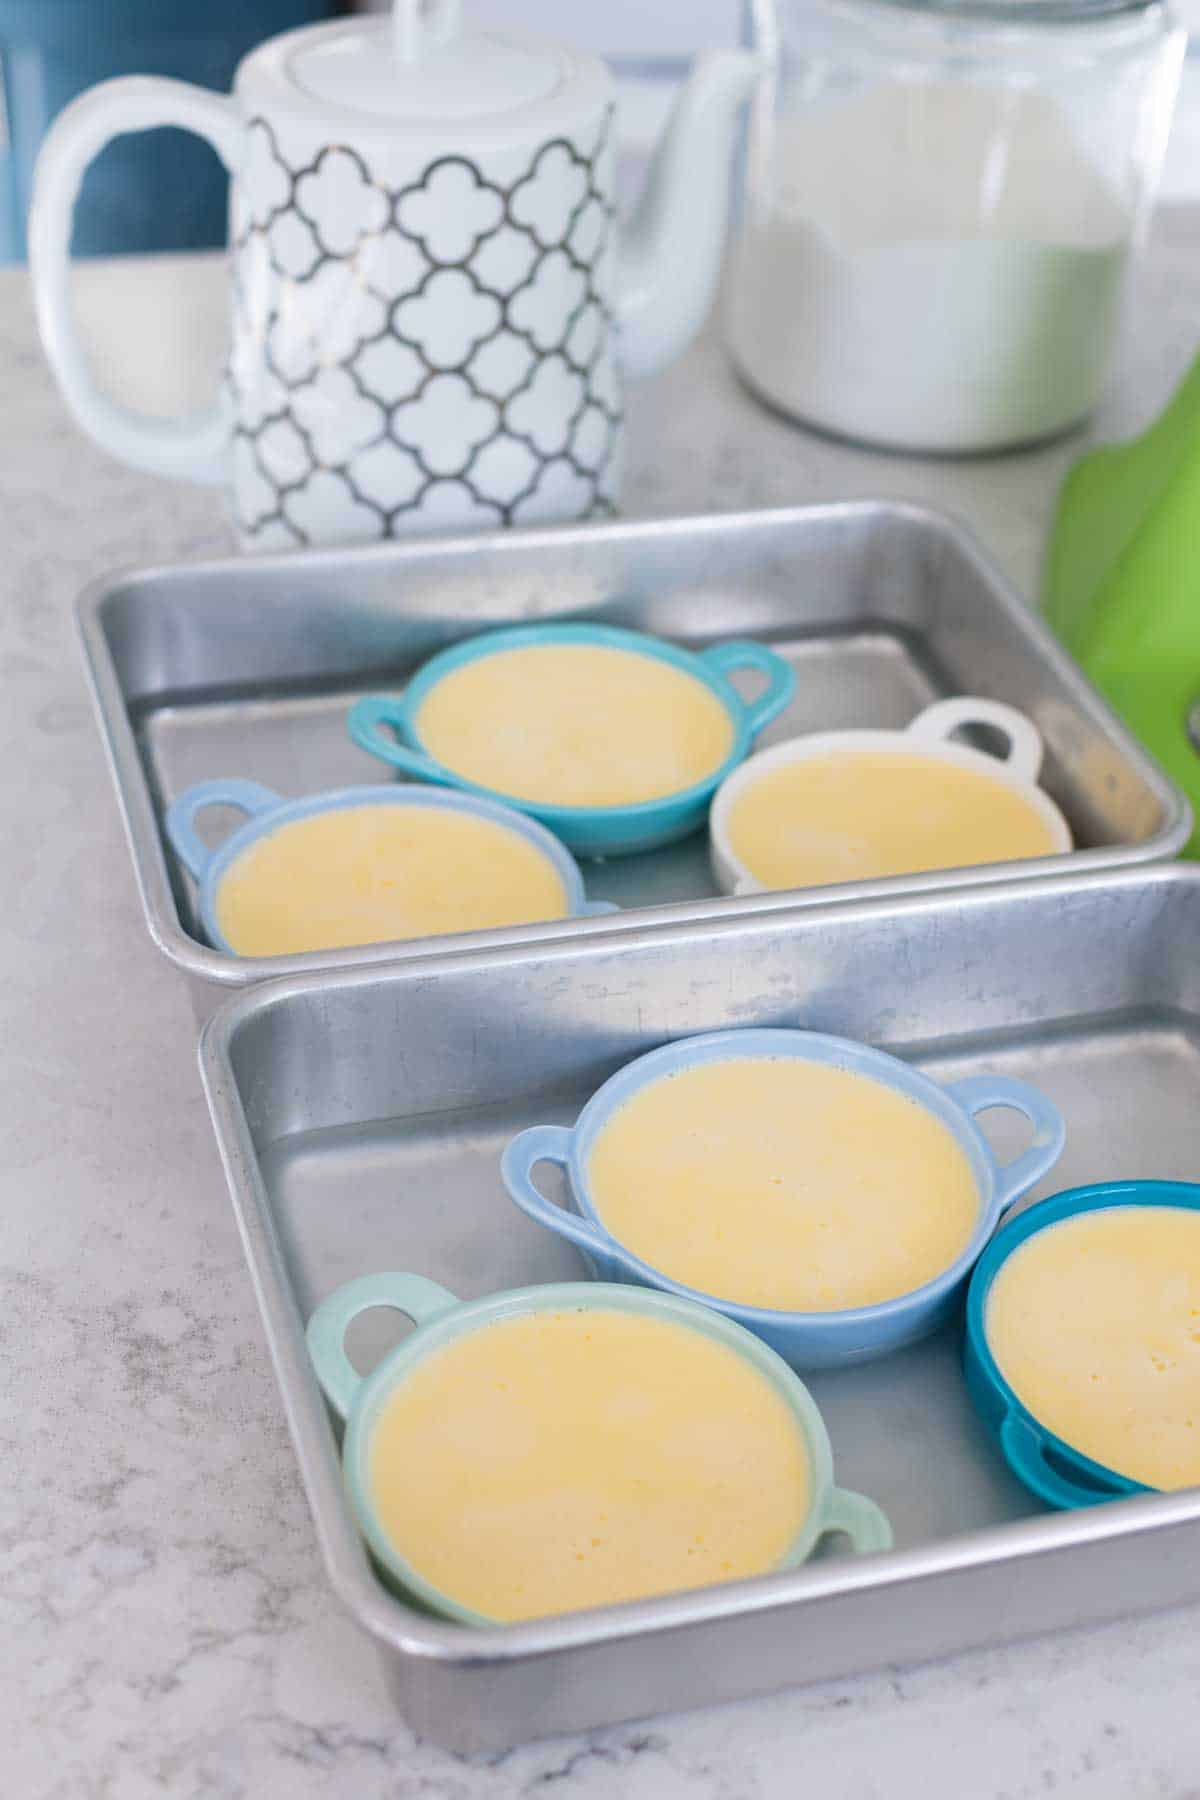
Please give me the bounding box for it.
[227,110,620,547]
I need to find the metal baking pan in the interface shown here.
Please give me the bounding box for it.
[79,502,1190,1020]
[201,861,1200,1753]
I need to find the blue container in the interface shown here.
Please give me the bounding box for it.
[0,0,334,261]
[964,1180,1200,1509]
[164,778,617,957]
[501,1026,1065,1370]
[347,624,796,858]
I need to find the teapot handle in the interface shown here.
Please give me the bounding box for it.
[29,77,245,485]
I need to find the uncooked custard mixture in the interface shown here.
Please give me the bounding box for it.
[215,804,568,955]
[369,1307,811,1621]
[729,749,1059,890]
[987,1206,1200,1491]
[587,1056,980,1310]
[414,643,735,806]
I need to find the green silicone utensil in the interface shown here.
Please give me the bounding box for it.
[1044,354,1200,856]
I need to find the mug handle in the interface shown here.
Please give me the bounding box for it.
[306,1272,462,1423]
[164,779,281,882]
[944,1074,1066,1214]
[999,1412,1122,1511]
[906,697,1044,784]
[821,1486,894,1555]
[699,642,796,737]
[29,77,245,482]
[347,696,451,785]
[500,1125,615,1260]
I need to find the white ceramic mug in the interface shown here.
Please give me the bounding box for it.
[29,2,756,549]
[710,696,1074,895]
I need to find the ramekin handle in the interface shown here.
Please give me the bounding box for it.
[306,1272,461,1422]
[699,641,796,737]
[347,696,448,783]
[999,1413,1124,1511]
[945,1074,1066,1215]
[822,1486,894,1554]
[500,1125,613,1259]
[164,779,281,881]
[907,697,1044,783]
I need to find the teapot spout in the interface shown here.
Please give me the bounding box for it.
[616,49,760,381]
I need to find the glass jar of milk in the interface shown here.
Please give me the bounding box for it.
[730,0,1185,452]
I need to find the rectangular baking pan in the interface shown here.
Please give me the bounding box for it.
[200,861,1200,1753]
[79,502,1190,1020]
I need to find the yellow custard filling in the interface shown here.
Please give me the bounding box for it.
[986,1206,1200,1491]
[368,1307,810,1621]
[413,644,736,807]
[215,804,568,955]
[587,1057,979,1310]
[728,749,1059,890]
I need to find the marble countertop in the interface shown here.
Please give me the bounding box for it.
[8,213,1200,1800]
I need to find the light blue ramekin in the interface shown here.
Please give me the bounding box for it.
[306,1272,893,1626]
[502,1028,1065,1371]
[345,622,796,857]
[164,779,615,955]
[964,1180,1200,1509]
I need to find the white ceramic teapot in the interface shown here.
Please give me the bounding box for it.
[30,0,756,548]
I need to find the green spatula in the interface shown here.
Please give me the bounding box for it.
[1045,353,1200,855]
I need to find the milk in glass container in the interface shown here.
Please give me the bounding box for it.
[730,0,1185,452]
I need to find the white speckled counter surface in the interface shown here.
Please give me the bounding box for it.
[7,210,1200,1800]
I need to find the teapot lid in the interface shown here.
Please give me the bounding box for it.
[284,0,569,124]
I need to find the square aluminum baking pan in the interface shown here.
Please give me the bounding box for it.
[79,503,1190,1020]
[201,861,1200,1753]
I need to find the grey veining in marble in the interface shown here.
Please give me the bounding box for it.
[6,213,1200,1799]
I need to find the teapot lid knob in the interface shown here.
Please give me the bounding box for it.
[393,0,462,65]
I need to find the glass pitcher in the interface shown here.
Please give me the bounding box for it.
[730,0,1186,453]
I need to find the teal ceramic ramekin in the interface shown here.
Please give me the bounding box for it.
[345,623,796,857]
[964,1180,1200,1510]
[502,1028,1065,1371]
[305,1271,893,1626]
[164,778,615,955]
